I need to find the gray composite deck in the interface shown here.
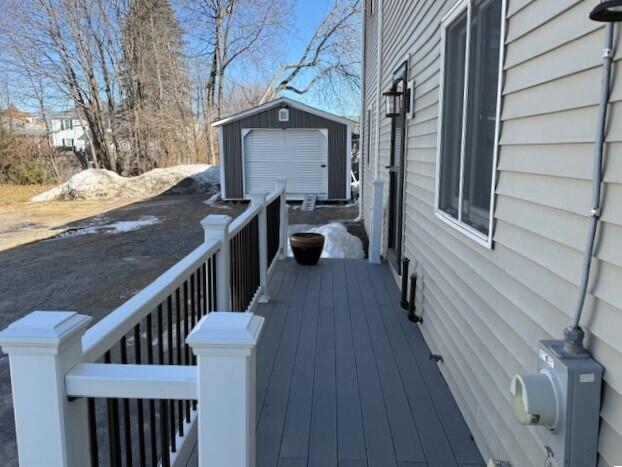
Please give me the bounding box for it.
[188,258,484,467]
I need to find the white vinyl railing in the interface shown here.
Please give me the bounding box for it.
[0,179,288,467]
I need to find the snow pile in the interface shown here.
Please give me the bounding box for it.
[32,165,220,202]
[54,215,160,238]
[288,223,364,259]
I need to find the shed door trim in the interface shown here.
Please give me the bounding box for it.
[241,128,329,199]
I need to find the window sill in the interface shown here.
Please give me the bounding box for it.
[434,209,492,249]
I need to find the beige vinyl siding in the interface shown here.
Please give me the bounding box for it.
[362,0,622,465]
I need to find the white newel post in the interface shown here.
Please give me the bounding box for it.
[250,192,269,303]
[275,178,288,259]
[369,179,385,264]
[187,312,265,467]
[202,215,232,312]
[0,311,92,467]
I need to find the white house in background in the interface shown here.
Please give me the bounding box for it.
[48,110,88,151]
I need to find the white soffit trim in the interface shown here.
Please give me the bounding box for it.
[211,97,354,128]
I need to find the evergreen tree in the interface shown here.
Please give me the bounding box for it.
[121,0,193,172]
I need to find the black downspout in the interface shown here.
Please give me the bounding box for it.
[400,257,410,309]
[408,274,422,323]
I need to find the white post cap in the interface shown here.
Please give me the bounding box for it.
[187,312,264,354]
[249,192,266,205]
[0,311,91,355]
[201,214,233,231]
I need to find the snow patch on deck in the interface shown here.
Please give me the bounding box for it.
[288,223,364,259]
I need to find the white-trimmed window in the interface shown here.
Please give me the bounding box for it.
[278,108,289,122]
[435,0,505,246]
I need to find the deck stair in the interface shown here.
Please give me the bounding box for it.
[301,194,317,212]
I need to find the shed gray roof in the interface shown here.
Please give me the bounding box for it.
[211,97,354,128]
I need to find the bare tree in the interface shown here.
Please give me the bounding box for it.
[184,0,287,162]
[260,0,361,106]
[1,0,124,171]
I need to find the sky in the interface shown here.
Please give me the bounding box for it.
[5,0,360,118]
[221,0,360,117]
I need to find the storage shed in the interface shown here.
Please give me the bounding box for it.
[212,97,353,200]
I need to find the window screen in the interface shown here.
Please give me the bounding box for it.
[438,9,467,219]
[437,0,502,238]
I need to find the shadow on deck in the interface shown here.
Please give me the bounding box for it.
[249,258,484,467]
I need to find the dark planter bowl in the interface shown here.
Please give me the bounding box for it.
[290,233,325,266]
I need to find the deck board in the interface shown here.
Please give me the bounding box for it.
[374,265,483,465]
[256,265,309,467]
[332,260,367,465]
[253,258,483,467]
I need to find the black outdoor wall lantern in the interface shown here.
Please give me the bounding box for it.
[590,0,622,22]
[383,89,403,117]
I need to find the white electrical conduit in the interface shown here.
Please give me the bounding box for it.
[570,23,615,337]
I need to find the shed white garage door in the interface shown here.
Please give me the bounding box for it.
[243,129,328,198]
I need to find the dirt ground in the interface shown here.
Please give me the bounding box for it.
[0,185,150,251]
[0,193,363,466]
[0,198,141,251]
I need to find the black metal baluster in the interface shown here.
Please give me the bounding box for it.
[254,219,259,304]
[120,337,133,466]
[183,280,191,422]
[238,231,242,310]
[246,223,250,308]
[197,266,203,318]
[146,314,157,467]
[105,351,122,467]
[191,272,198,410]
[202,263,207,316]
[207,257,213,312]
[250,221,255,308]
[212,256,218,310]
[87,398,99,467]
[247,224,251,308]
[158,305,171,467]
[190,274,197,367]
[134,324,146,467]
[167,296,176,453]
[231,234,236,311]
[175,288,184,437]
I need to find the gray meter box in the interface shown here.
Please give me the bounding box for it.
[537,340,604,467]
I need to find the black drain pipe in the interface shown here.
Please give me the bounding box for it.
[408,274,422,323]
[400,258,410,309]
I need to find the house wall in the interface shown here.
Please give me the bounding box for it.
[362,1,622,466]
[221,106,349,199]
[49,118,87,151]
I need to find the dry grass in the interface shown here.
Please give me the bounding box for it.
[0,185,136,251]
[0,185,54,206]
